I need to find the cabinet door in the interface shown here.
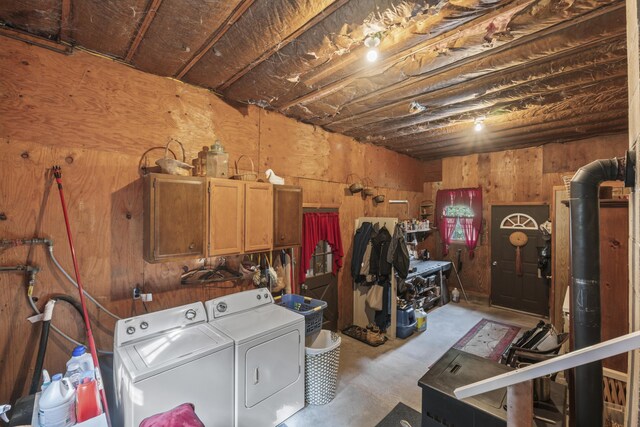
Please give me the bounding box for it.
[244,182,273,252]
[209,179,244,256]
[273,186,303,249]
[144,174,206,262]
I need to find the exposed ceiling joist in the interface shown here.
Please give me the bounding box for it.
[175,0,256,79]
[217,0,350,91]
[124,0,163,62]
[276,0,537,111]
[325,33,625,132]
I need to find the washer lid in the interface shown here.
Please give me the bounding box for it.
[119,323,232,381]
[212,304,304,345]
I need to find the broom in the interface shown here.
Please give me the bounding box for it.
[52,166,111,426]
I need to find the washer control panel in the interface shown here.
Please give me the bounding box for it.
[115,302,206,347]
[205,288,273,319]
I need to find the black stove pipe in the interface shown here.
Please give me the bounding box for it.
[569,152,634,427]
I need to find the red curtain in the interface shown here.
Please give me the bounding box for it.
[435,187,482,258]
[299,212,344,284]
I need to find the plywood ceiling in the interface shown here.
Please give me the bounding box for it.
[0,0,627,160]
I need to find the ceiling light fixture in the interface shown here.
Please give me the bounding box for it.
[474,117,485,132]
[364,35,381,63]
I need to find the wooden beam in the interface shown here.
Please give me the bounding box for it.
[404,108,628,155]
[124,0,163,62]
[60,0,71,42]
[276,0,537,111]
[383,92,628,149]
[507,381,533,427]
[321,5,625,129]
[353,70,627,142]
[217,0,349,91]
[0,26,72,55]
[325,34,626,132]
[175,0,256,79]
[411,118,629,160]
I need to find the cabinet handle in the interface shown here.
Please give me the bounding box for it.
[254,367,260,385]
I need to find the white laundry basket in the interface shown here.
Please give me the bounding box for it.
[305,330,341,405]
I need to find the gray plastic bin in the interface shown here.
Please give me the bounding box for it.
[304,330,341,405]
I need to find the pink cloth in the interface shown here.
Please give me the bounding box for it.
[139,403,205,427]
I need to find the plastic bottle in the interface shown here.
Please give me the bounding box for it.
[75,378,102,422]
[41,369,52,392]
[415,308,427,332]
[451,288,461,303]
[64,363,82,388]
[38,374,76,427]
[66,346,95,379]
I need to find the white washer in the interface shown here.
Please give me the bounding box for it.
[113,302,233,427]
[206,289,305,427]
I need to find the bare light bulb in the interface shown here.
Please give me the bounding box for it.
[474,122,483,132]
[366,49,378,62]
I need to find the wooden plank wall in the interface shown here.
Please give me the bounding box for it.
[0,38,428,403]
[422,134,629,300]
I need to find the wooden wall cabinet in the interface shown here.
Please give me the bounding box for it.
[273,185,303,249]
[208,178,245,256]
[143,173,207,263]
[244,182,274,253]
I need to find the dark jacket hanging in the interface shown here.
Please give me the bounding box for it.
[351,221,374,281]
[370,226,392,277]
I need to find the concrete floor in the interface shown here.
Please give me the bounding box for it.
[281,301,542,427]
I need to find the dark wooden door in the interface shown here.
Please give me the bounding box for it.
[491,205,549,316]
[301,240,338,331]
[274,185,303,249]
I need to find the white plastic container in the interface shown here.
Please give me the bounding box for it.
[66,346,94,378]
[64,363,82,388]
[38,374,76,427]
[415,308,427,332]
[451,288,461,303]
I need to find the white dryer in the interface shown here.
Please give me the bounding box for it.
[206,289,305,427]
[113,302,234,427]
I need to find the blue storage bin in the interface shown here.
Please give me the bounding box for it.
[275,294,328,336]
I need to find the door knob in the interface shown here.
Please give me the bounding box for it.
[492,261,498,266]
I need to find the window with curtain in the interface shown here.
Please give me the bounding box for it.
[299,212,344,284]
[436,188,482,258]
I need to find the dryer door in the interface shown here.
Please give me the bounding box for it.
[244,330,301,408]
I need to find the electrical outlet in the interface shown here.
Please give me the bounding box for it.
[132,287,141,300]
[141,293,153,302]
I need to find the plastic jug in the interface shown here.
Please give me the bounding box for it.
[76,378,102,422]
[451,288,460,303]
[64,363,82,388]
[38,374,76,427]
[66,346,94,378]
[415,308,427,332]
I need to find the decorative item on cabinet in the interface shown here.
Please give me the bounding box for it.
[230,155,258,181]
[265,169,285,185]
[373,194,385,204]
[273,185,303,249]
[206,140,229,178]
[419,201,434,220]
[155,139,193,176]
[143,173,207,263]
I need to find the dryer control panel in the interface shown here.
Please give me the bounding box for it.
[115,302,207,347]
[205,288,273,319]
